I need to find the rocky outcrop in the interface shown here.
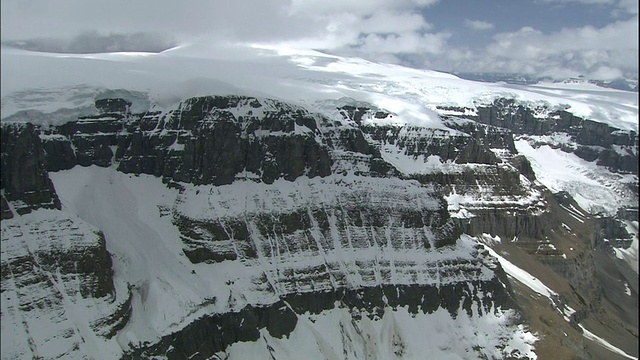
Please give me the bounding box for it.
[40,96,334,186]
[175,176,457,266]
[127,279,515,359]
[95,97,132,114]
[337,105,391,126]
[1,121,130,359]
[1,123,61,218]
[4,93,633,359]
[0,211,131,359]
[362,125,499,165]
[465,98,638,174]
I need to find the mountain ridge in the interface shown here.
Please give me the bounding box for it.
[1,91,637,359]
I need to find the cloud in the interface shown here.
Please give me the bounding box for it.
[288,0,439,17]
[481,18,638,77]
[589,65,625,80]
[3,32,177,53]
[613,0,639,16]
[357,31,450,55]
[539,0,638,16]
[464,19,495,31]
[256,1,451,66]
[1,0,636,80]
[1,0,442,55]
[0,0,314,42]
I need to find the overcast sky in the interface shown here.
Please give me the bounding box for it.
[1,0,638,80]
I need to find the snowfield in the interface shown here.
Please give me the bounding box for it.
[2,42,637,132]
[515,138,638,216]
[221,305,537,360]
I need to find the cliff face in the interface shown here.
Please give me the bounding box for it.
[1,123,60,218]
[0,123,132,359]
[439,98,638,174]
[1,94,637,359]
[41,96,333,185]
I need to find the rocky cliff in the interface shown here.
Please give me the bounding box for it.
[1,93,637,359]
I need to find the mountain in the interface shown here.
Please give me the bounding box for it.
[452,72,542,85]
[1,44,638,359]
[453,71,638,93]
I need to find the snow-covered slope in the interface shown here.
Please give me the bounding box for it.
[2,42,637,132]
[44,166,537,359]
[515,139,637,215]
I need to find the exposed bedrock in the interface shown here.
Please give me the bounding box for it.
[455,98,638,174]
[126,279,515,360]
[1,122,131,358]
[3,94,636,359]
[40,96,337,185]
[1,122,61,218]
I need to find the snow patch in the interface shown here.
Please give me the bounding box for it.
[220,305,538,360]
[515,138,637,216]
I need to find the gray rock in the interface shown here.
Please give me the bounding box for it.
[1,122,61,216]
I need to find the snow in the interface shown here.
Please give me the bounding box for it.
[1,208,128,360]
[2,42,637,133]
[176,174,441,221]
[379,144,448,175]
[579,325,638,360]
[1,38,637,360]
[49,166,254,347]
[613,221,639,274]
[443,173,545,218]
[479,237,638,359]
[45,165,510,355]
[221,305,537,360]
[515,138,637,215]
[481,242,557,300]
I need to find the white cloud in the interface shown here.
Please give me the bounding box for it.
[472,18,639,78]
[540,0,638,16]
[464,19,495,31]
[288,0,439,17]
[359,10,432,34]
[0,0,308,41]
[357,31,450,55]
[613,0,639,16]
[1,0,636,80]
[0,0,442,57]
[589,65,625,80]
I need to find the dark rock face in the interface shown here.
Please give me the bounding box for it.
[175,192,458,266]
[1,122,130,354]
[337,105,391,126]
[509,155,536,181]
[596,148,637,174]
[455,208,555,241]
[467,98,638,174]
[17,95,527,358]
[0,123,61,218]
[126,279,514,360]
[95,97,131,114]
[443,119,517,154]
[0,212,131,353]
[362,125,499,165]
[40,96,333,186]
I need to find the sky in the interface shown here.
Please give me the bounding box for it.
[1,0,638,80]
